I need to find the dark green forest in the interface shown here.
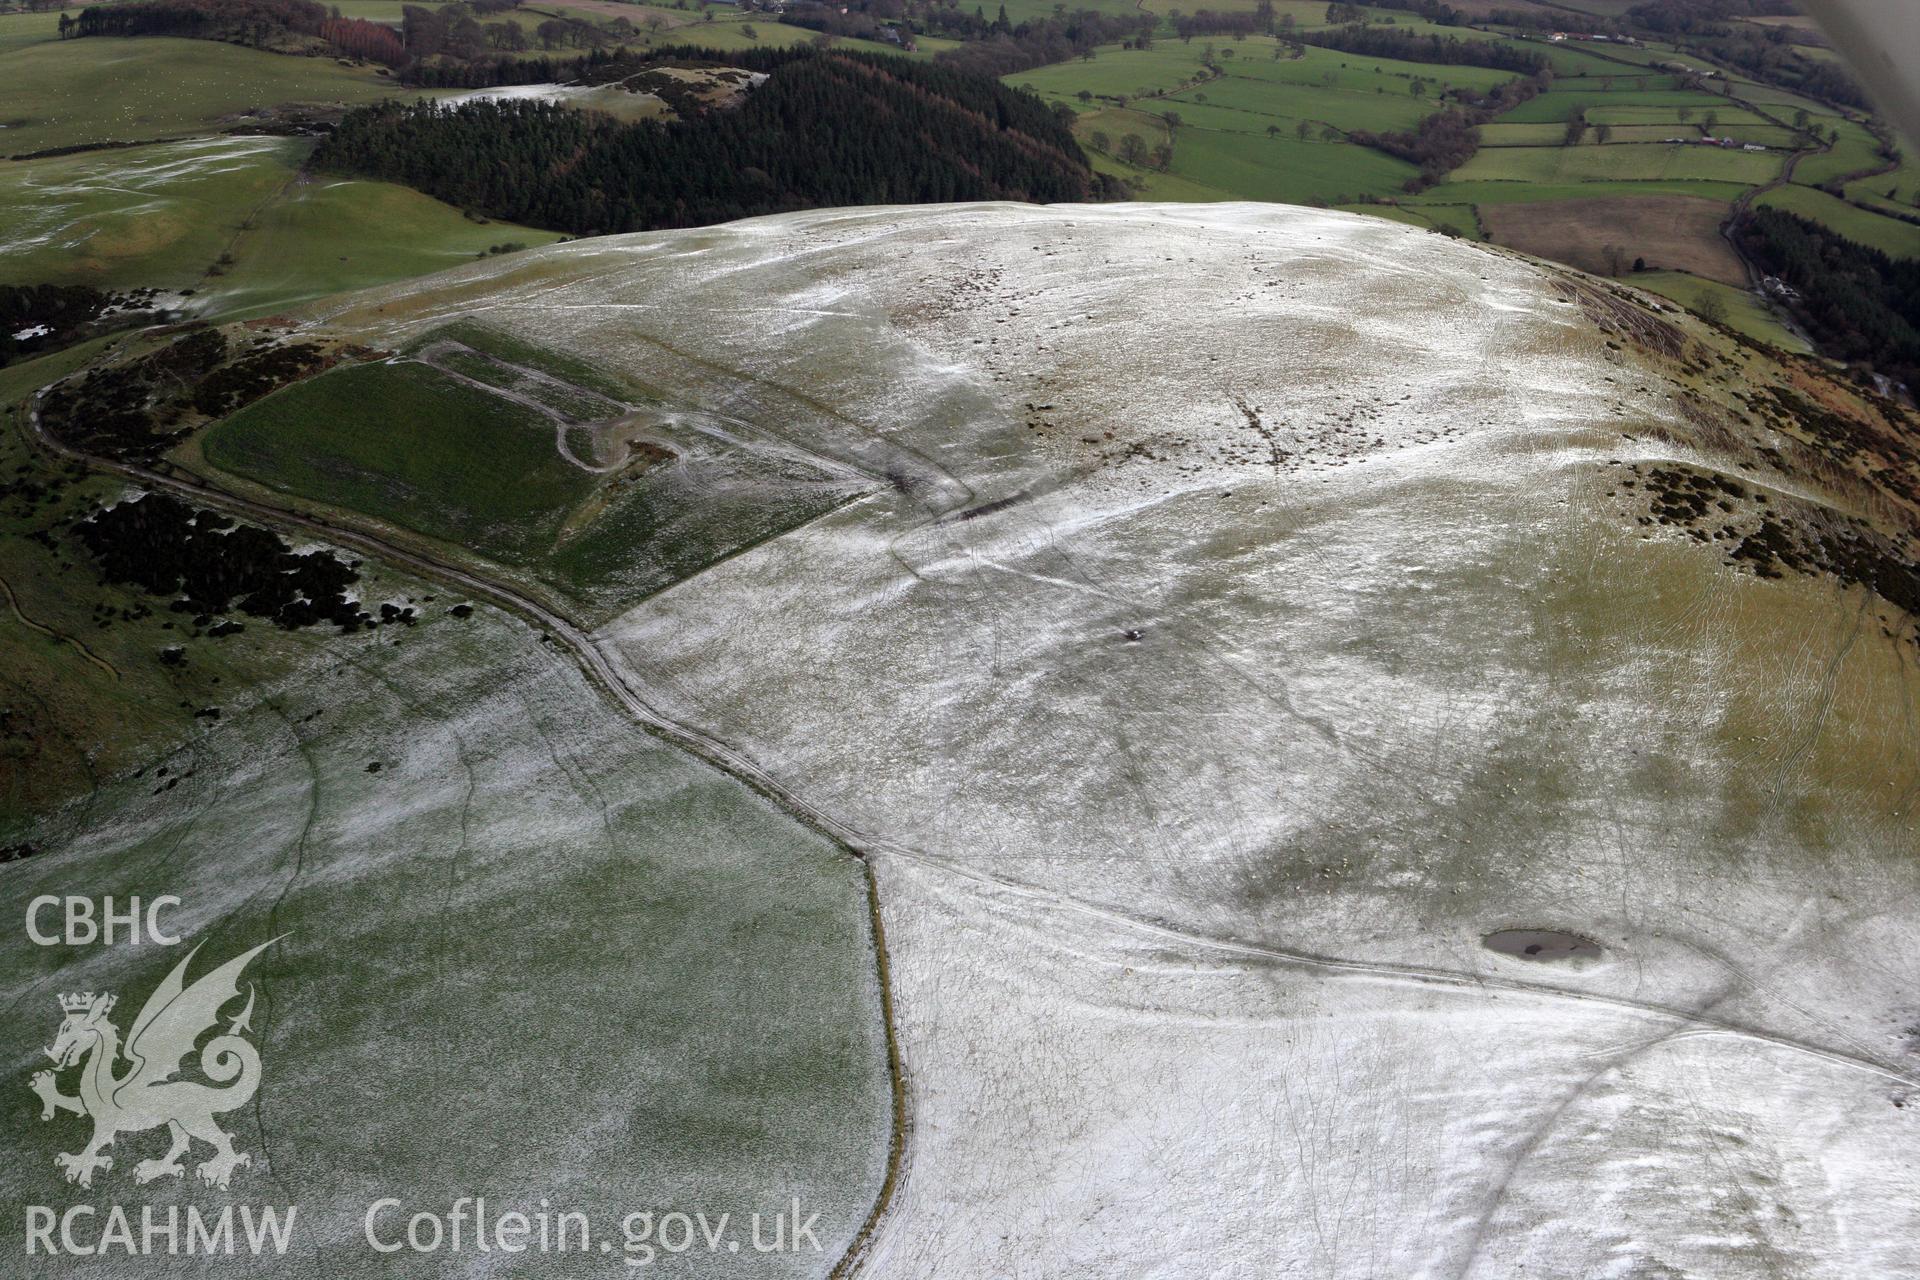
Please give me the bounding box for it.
[1735,208,1920,389]
[313,48,1108,233]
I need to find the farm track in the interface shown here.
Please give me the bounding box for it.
[22,321,1920,1273]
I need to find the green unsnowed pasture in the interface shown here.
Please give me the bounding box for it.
[0,37,411,156]
[1791,117,1891,188]
[1009,43,1214,101]
[213,171,570,315]
[1757,183,1920,259]
[1425,177,1754,206]
[1480,122,1578,146]
[1583,102,1773,127]
[1341,199,1486,239]
[1163,77,1430,136]
[0,7,61,55]
[1845,142,1920,210]
[199,324,855,615]
[1498,90,1766,126]
[1159,126,1418,203]
[204,359,595,564]
[1026,38,1524,203]
[1734,80,1848,120]
[1451,141,1784,185]
[0,136,564,315]
[1630,269,1810,352]
[1552,74,1685,92]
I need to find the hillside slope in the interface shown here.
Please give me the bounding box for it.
[19,201,1920,1275]
[304,202,1920,1275]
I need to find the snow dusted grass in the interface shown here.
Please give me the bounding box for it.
[0,604,892,1275]
[221,202,1920,1273]
[0,136,566,315]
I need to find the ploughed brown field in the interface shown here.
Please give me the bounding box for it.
[1480,194,1750,286]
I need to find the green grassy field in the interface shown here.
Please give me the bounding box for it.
[0,37,412,156]
[1846,156,1920,212]
[1790,116,1889,188]
[214,170,569,315]
[1499,90,1767,126]
[1341,199,1485,239]
[1553,74,1685,92]
[204,359,595,564]
[1631,269,1810,352]
[1155,126,1418,202]
[0,7,60,55]
[1023,38,1517,204]
[0,136,294,288]
[198,327,857,618]
[0,136,565,315]
[1452,141,1784,184]
[1757,182,1920,259]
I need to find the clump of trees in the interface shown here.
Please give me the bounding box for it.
[931,8,1156,78]
[1346,70,1551,190]
[63,0,325,43]
[321,15,408,65]
[1297,25,1548,75]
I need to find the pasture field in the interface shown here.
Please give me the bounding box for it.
[0,136,564,315]
[1846,149,1919,210]
[0,136,294,290]
[1480,122,1578,146]
[0,37,410,156]
[1756,183,1920,259]
[1790,116,1890,188]
[1424,178,1754,206]
[1088,147,1231,201]
[204,359,595,564]
[1583,101,1773,127]
[1630,268,1810,352]
[1451,141,1784,185]
[0,7,59,55]
[1161,78,1430,136]
[1341,199,1485,239]
[1031,39,1522,205]
[197,325,859,616]
[1553,74,1685,92]
[213,172,570,315]
[1734,80,1848,120]
[1160,126,1418,203]
[1499,91,1766,125]
[1010,42,1215,101]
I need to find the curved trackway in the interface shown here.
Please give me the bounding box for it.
[24,361,1920,1270]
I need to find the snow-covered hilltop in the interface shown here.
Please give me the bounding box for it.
[305,202,1920,1274]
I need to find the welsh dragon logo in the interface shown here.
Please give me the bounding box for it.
[30,938,279,1191]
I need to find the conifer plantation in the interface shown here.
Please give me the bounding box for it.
[313,48,1108,234]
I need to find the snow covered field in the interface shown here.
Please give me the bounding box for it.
[263,203,1920,1273]
[2,601,891,1277]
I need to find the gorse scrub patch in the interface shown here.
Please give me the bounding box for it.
[313,46,1107,234]
[74,492,373,632]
